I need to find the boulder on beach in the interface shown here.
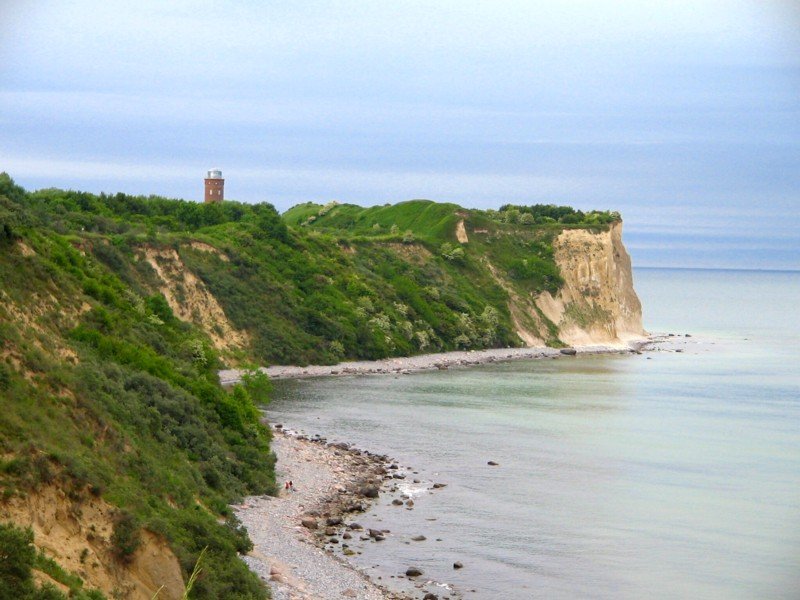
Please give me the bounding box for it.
[411,535,426,541]
[301,517,318,529]
[432,483,447,489]
[453,561,464,569]
[326,516,343,526]
[560,348,578,355]
[487,460,499,466]
[391,499,404,506]
[405,567,423,577]
[360,485,380,498]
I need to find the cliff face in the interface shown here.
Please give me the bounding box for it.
[534,222,645,346]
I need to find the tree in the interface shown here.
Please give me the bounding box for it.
[240,369,273,406]
[519,212,535,226]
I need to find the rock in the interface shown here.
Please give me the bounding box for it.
[343,548,355,556]
[453,561,463,569]
[275,424,283,429]
[392,499,404,506]
[329,537,339,544]
[405,567,423,577]
[560,348,577,356]
[405,499,414,507]
[487,460,499,466]
[348,522,364,530]
[341,589,357,597]
[360,485,380,498]
[411,535,426,541]
[432,483,447,489]
[325,527,337,536]
[423,594,438,600]
[675,349,684,353]
[342,532,352,540]
[368,529,383,538]
[326,517,343,526]
[301,518,317,530]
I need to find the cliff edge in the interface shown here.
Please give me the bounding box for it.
[535,222,645,346]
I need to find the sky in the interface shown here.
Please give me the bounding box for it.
[1,1,799,269]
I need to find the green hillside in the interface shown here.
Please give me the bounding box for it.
[0,172,619,597]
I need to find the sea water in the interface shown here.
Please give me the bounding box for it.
[266,268,800,599]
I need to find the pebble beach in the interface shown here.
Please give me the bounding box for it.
[220,340,653,385]
[235,429,454,600]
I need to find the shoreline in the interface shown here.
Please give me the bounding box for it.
[233,333,684,599]
[220,337,657,384]
[235,428,458,600]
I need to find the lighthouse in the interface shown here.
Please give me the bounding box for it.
[204,169,224,203]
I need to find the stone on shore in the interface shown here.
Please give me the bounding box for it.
[360,485,380,498]
[453,561,464,569]
[560,348,578,355]
[405,567,423,577]
[301,517,318,529]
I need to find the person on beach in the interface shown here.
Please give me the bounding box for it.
[285,481,290,491]
[289,480,294,491]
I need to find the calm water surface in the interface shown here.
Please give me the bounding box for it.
[267,268,800,599]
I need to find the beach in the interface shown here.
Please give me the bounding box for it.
[235,428,459,600]
[220,338,658,385]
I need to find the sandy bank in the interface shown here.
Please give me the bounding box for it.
[220,339,651,385]
[234,429,456,600]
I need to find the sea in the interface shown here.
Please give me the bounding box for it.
[266,268,800,599]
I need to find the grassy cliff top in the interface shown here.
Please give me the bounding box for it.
[284,199,620,242]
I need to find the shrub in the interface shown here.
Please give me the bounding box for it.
[110,512,141,563]
[0,523,36,598]
[440,242,465,262]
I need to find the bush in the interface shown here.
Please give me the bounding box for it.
[0,523,36,598]
[110,512,141,563]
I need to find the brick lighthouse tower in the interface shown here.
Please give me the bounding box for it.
[204,169,224,203]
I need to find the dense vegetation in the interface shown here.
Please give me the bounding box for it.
[1,174,273,598]
[0,172,620,596]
